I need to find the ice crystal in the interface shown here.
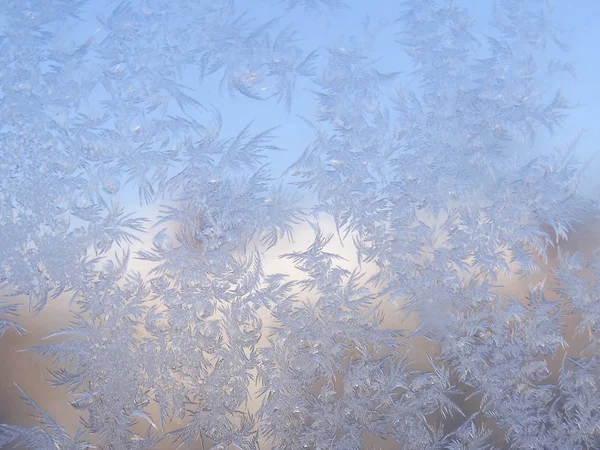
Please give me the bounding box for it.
[0,0,599,449]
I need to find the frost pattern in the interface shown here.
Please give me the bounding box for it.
[0,0,599,449]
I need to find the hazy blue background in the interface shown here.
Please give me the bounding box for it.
[37,0,599,209]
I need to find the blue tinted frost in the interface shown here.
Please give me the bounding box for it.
[0,0,599,449]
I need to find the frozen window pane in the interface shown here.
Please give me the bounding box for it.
[1,0,600,449]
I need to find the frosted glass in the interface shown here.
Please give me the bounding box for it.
[1,0,600,448]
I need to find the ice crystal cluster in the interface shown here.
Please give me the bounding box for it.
[0,0,599,449]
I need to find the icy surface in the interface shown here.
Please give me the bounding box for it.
[1,0,600,449]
